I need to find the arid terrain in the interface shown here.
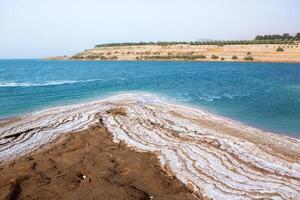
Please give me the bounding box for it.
[48,43,300,63]
[0,125,198,200]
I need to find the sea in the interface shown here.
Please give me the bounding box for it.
[0,59,299,137]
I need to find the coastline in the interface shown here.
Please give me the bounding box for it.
[45,58,300,64]
[1,93,300,199]
[47,44,300,63]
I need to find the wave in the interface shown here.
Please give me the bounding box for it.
[0,79,102,88]
[198,92,250,102]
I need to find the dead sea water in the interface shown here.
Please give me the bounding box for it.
[0,59,299,136]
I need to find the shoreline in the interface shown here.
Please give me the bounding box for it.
[1,92,300,199]
[48,43,300,63]
[1,91,298,140]
[46,58,300,64]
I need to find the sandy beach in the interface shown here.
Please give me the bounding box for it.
[1,93,300,199]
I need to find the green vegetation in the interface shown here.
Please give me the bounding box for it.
[244,56,254,61]
[232,55,238,60]
[211,55,219,59]
[143,54,206,60]
[255,33,299,41]
[110,55,118,59]
[276,46,284,52]
[94,33,300,48]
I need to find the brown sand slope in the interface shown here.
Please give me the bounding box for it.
[54,43,300,63]
[0,125,199,200]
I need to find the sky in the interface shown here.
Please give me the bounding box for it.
[0,0,300,58]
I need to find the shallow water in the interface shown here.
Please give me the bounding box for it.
[0,59,299,136]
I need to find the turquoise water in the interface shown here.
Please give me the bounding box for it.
[0,59,300,137]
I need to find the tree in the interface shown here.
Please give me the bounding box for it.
[295,33,300,40]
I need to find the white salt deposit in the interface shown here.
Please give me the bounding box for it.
[1,93,299,199]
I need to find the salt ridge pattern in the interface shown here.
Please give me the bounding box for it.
[1,93,300,199]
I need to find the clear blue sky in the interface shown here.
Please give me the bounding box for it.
[1,0,299,58]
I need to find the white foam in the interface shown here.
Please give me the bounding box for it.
[0,79,102,87]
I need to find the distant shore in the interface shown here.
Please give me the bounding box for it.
[47,43,300,63]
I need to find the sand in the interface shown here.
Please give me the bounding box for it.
[48,43,300,63]
[1,93,300,199]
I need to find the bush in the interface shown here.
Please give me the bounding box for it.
[110,55,118,59]
[232,55,238,60]
[244,56,254,61]
[196,55,206,59]
[247,52,251,55]
[211,54,219,59]
[276,46,284,52]
[221,57,225,61]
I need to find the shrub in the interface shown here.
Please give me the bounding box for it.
[221,57,225,61]
[244,56,254,61]
[276,46,284,52]
[232,55,238,60]
[110,55,118,59]
[86,55,98,59]
[100,56,107,60]
[211,54,219,59]
[247,52,251,55]
[196,55,206,59]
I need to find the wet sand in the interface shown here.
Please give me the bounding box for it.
[0,125,199,200]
